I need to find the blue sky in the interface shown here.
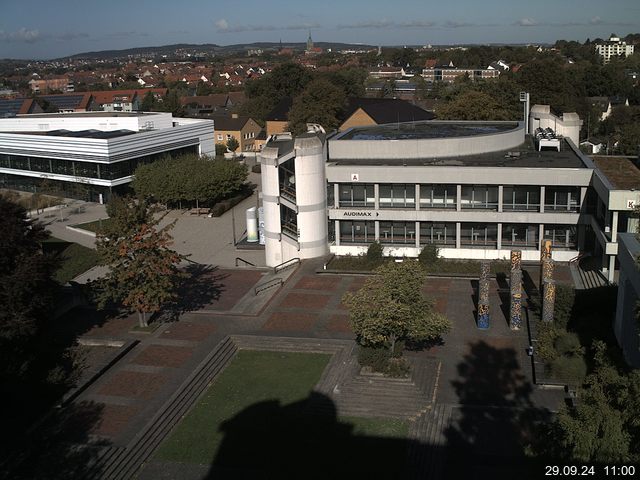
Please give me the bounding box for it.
[1,0,639,59]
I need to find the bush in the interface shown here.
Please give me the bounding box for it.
[358,346,391,372]
[366,241,384,264]
[251,164,261,173]
[554,332,583,357]
[418,244,439,267]
[386,357,411,378]
[554,285,576,329]
[535,321,560,362]
[549,355,587,384]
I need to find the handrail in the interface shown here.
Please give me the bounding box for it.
[569,252,590,264]
[273,257,300,274]
[254,277,283,295]
[235,257,256,267]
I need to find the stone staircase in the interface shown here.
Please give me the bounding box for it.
[407,404,454,480]
[569,256,609,290]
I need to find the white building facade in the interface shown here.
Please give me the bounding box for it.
[595,35,635,63]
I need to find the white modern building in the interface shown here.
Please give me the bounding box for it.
[595,34,635,63]
[259,108,639,283]
[0,111,214,202]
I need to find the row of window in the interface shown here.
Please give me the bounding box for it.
[337,220,576,250]
[0,147,197,181]
[331,184,580,212]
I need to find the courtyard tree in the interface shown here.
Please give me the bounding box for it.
[287,78,346,134]
[226,136,239,153]
[94,197,187,327]
[342,261,451,354]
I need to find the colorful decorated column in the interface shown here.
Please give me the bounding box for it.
[477,261,490,329]
[542,279,556,323]
[510,249,522,272]
[510,268,522,330]
[540,239,552,289]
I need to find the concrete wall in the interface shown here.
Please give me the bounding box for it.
[529,105,582,146]
[329,122,524,160]
[614,233,640,367]
[0,112,174,132]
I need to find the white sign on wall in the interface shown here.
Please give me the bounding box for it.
[351,173,359,182]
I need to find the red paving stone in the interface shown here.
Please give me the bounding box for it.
[263,312,319,332]
[294,276,339,291]
[131,345,194,368]
[326,314,353,333]
[433,297,448,314]
[84,315,138,338]
[98,371,166,399]
[202,269,264,311]
[161,321,217,341]
[91,404,140,438]
[280,292,331,309]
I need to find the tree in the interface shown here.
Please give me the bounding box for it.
[140,90,158,111]
[94,197,187,327]
[0,197,57,380]
[342,261,451,353]
[437,90,514,121]
[226,136,239,153]
[287,79,346,134]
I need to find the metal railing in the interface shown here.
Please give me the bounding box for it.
[273,257,300,274]
[235,257,256,267]
[254,277,283,295]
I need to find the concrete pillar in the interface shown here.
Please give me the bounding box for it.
[498,185,503,213]
[415,184,420,211]
[612,211,619,242]
[375,220,380,241]
[539,224,545,252]
[578,224,586,251]
[334,183,340,208]
[540,186,545,213]
[456,184,462,211]
[542,279,556,323]
[415,221,420,248]
[374,183,379,210]
[608,255,615,283]
[497,223,502,250]
[456,222,461,249]
[478,261,491,329]
[580,186,587,212]
[335,220,340,246]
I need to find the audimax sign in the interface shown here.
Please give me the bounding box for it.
[342,211,379,217]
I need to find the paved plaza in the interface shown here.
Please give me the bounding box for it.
[32,257,565,479]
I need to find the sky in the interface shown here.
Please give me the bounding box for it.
[1,0,639,59]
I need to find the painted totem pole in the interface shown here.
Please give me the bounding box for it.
[477,261,490,329]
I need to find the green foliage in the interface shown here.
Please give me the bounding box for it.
[549,355,587,384]
[418,244,439,268]
[554,284,576,329]
[132,154,248,207]
[251,164,261,173]
[437,90,515,121]
[44,240,99,284]
[366,240,384,264]
[140,90,158,111]
[358,346,391,372]
[215,143,227,157]
[287,78,346,134]
[343,261,452,352]
[554,332,583,357]
[94,197,188,327]
[226,136,239,153]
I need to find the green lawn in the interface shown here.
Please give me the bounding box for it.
[71,218,111,233]
[42,237,99,284]
[155,350,408,477]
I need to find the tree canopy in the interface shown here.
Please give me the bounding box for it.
[342,261,451,352]
[94,197,187,327]
[287,78,347,134]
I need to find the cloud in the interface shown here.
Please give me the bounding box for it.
[0,27,41,43]
[399,20,437,28]
[106,31,150,38]
[590,16,603,25]
[443,21,475,28]
[215,18,319,33]
[54,32,90,41]
[515,18,538,27]
[337,19,395,29]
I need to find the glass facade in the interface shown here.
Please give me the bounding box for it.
[545,187,580,212]
[419,184,456,208]
[460,223,498,248]
[502,186,541,211]
[280,205,298,239]
[340,220,375,244]
[502,224,539,249]
[278,158,296,202]
[461,185,499,210]
[544,224,577,249]
[378,184,415,208]
[420,222,456,246]
[379,221,416,244]
[338,183,375,208]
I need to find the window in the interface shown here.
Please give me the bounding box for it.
[217,134,223,141]
[340,221,375,244]
[460,223,498,248]
[226,134,232,141]
[281,205,298,239]
[278,158,296,202]
[420,222,455,246]
[379,221,415,245]
[545,187,579,212]
[327,183,335,208]
[502,224,539,249]
[461,185,498,210]
[544,225,577,250]
[338,183,374,208]
[419,184,456,208]
[502,186,540,211]
[378,184,415,208]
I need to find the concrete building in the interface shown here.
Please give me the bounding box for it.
[614,233,640,367]
[421,65,500,83]
[0,111,214,202]
[595,34,635,64]
[258,106,639,283]
[212,114,262,152]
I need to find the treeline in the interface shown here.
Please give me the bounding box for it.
[240,62,368,133]
[132,154,249,208]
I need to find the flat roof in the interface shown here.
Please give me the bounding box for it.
[329,137,587,169]
[0,129,139,139]
[336,121,518,141]
[16,112,158,119]
[592,156,640,190]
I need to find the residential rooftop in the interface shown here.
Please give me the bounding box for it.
[592,156,640,190]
